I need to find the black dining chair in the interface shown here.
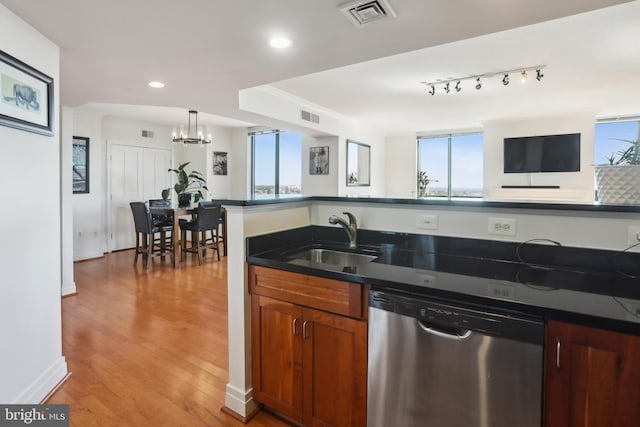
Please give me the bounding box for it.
[179,201,222,265]
[148,199,173,227]
[130,201,174,269]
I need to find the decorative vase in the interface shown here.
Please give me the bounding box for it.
[594,165,640,205]
[178,193,192,207]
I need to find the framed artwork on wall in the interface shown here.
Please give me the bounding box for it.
[73,136,89,193]
[309,146,329,175]
[0,50,54,136]
[213,151,228,175]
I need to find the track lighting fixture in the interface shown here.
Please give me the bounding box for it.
[521,71,527,83]
[421,65,545,96]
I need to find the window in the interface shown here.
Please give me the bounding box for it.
[252,131,302,198]
[595,119,639,166]
[417,132,483,199]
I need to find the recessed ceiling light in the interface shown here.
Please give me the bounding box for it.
[148,81,165,88]
[269,37,292,49]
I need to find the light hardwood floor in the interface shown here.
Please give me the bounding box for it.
[47,249,288,427]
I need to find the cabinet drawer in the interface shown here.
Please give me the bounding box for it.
[249,265,365,319]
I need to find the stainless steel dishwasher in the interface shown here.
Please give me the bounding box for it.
[367,290,544,427]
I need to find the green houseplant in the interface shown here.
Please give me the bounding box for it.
[594,127,640,205]
[162,162,208,206]
[417,171,437,198]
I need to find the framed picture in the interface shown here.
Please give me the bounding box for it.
[0,50,54,136]
[309,146,329,175]
[212,151,228,175]
[73,136,89,193]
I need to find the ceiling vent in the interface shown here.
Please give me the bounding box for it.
[340,0,397,27]
[301,109,320,125]
[141,130,154,138]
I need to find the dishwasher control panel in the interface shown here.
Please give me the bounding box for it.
[370,290,543,344]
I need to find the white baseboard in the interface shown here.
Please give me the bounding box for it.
[224,383,258,418]
[61,280,76,296]
[73,251,105,262]
[12,356,68,404]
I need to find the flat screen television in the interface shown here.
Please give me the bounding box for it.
[503,133,580,173]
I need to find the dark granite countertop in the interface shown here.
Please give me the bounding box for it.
[247,226,640,335]
[219,195,640,213]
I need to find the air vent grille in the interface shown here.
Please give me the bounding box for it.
[141,130,154,138]
[340,0,396,27]
[300,109,320,124]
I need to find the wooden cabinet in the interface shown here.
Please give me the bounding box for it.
[544,320,640,427]
[250,266,367,427]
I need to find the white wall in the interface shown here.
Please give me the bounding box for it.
[483,114,596,203]
[0,4,68,403]
[384,134,417,198]
[302,135,339,195]
[384,114,599,203]
[72,109,104,259]
[60,107,76,296]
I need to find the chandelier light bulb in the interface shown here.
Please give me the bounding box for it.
[521,71,527,83]
[475,78,481,90]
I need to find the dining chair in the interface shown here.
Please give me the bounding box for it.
[211,199,226,255]
[148,199,173,227]
[130,201,174,269]
[179,201,222,265]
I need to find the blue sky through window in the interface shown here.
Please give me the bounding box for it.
[594,121,639,165]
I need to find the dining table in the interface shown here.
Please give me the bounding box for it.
[150,203,227,268]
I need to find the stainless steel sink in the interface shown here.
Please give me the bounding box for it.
[287,248,378,267]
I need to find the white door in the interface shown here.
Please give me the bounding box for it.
[143,148,172,201]
[109,145,144,251]
[108,145,173,251]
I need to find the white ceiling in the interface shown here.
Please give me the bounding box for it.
[2,0,639,134]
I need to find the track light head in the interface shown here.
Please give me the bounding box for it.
[521,71,527,83]
[429,85,435,96]
[455,81,461,92]
[475,78,481,90]
[536,69,544,81]
[444,82,450,94]
[502,74,509,86]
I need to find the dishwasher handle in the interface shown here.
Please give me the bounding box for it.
[417,319,472,340]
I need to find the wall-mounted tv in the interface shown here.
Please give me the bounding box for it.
[504,133,580,173]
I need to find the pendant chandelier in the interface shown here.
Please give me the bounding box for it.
[172,110,212,145]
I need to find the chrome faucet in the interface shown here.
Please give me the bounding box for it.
[329,212,358,249]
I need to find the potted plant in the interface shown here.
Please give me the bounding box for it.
[417,171,437,198]
[162,162,208,206]
[594,128,640,205]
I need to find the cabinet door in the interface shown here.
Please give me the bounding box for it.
[251,295,303,423]
[545,320,640,427]
[302,307,367,427]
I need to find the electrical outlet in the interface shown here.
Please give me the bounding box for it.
[416,272,437,287]
[488,282,515,300]
[628,226,640,245]
[488,217,517,236]
[416,214,438,230]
